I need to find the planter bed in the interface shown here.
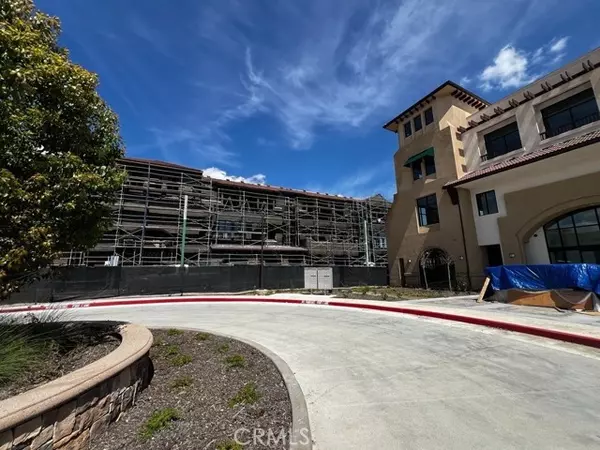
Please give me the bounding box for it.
[0,320,120,401]
[91,329,292,450]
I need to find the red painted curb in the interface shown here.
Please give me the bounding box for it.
[2,296,600,349]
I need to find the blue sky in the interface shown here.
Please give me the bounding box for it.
[38,0,600,199]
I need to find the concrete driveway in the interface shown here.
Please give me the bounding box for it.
[62,302,600,450]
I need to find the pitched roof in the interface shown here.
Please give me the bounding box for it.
[445,129,600,188]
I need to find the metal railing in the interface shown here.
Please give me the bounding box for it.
[540,112,599,140]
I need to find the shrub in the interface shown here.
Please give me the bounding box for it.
[170,376,193,390]
[0,314,119,385]
[225,354,246,369]
[216,440,243,450]
[167,329,183,336]
[139,408,180,439]
[0,334,44,385]
[163,345,180,356]
[170,354,192,367]
[217,343,230,354]
[194,332,210,341]
[229,382,260,407]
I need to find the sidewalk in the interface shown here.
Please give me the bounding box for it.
[322,295,600,338]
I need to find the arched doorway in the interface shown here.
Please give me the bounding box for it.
[544,206,600,263]
[419,248,456,290]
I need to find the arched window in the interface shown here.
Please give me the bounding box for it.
[544,206,600,264]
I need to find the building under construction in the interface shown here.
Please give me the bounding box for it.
[62,158,390,268]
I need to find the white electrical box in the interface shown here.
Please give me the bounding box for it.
[304,268,318,290]
[317,267,333,290]
[304,267,333,290]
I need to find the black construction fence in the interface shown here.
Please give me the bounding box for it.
[9,266,389,303]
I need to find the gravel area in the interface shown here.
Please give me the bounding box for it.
[0,324,120,401]
[334,286,472,301]
[91,329,292,450]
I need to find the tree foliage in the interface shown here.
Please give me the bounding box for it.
[0,0,125,298]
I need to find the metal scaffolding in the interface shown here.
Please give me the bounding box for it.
[61,158,390,267]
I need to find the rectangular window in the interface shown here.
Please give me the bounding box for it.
[404,121,412,137]
[416,194,439,226]
[483,122,522,159]
[411,160,422,181]
[541,88,600,138]
[375,237,387,249]
[424,154,436,176]
[476,190,498,216]
[424,108,434,125]
[414,115,423,132]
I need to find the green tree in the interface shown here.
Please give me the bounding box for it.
[0,0,125,298]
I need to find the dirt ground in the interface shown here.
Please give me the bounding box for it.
[91,329,292,450]
[334,286,474,301]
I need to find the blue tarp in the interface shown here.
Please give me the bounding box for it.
[485,264,600,295]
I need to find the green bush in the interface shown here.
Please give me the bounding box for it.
[170,354,192,367]
[194,332,210,341]
[216,440,243,450]
[163,344,180,356]
[170,376,193,390]
[139,408,180,439]
[217,343,230,354]
[167,329,183,336]
[225,354,246,368]
[229,382,260,408]
[0,314,118,385]
[0,334,44,385]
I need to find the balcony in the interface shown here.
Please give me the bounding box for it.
[540,112,600,140]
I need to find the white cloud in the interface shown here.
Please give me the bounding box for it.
[531,46,545,65]
[207,0,555,149]
[127,0,569,175]
[459,76,472,86]
[203,167,266,185]
[479,45,533,90]
[478,36,570,91]
[549,36,569,53]
[240,0,456,148]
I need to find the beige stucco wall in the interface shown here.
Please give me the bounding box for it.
[498,171,600,263]
[387,187,485,288]
[387,106,486,289]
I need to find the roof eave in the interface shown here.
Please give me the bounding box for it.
[444,132,600,189]
[382,80,490,132]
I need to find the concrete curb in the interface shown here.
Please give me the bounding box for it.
[2,296,600,350]
[0,323,153,432]
[155,326,312,450]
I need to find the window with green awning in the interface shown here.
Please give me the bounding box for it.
[403,147,435,167]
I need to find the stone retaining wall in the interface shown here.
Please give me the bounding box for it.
[0,325,154,450]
